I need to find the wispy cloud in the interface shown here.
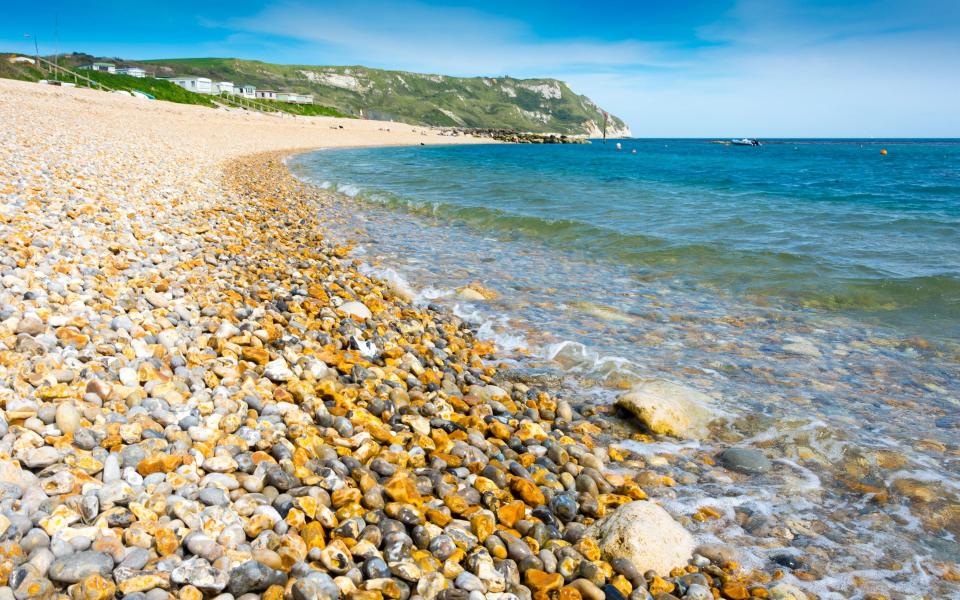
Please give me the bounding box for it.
[215,0,959,135]
[566,0,960,136]
[225,1,681,75]
[699,0,960,47]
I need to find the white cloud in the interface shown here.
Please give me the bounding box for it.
[227,0,679,75]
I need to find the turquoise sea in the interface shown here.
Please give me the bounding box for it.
[291,140,960,599]
[296,140,960,340]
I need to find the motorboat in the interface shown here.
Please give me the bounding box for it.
[731,138,761,146]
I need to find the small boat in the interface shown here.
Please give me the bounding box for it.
[731,138,761,146]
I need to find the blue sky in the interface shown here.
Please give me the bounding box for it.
[3,0,958,136]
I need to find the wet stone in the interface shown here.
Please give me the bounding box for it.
[570,579,605,600]
[718,448,772,475]
[493,368,565,390]
[934,415,959,429]
[683,584,712,600]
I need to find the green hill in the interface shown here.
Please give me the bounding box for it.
[135,58,629,136]
[138,58,630,136]
[2,53,630,136]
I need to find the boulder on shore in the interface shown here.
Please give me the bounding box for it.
[615,379,714,439]
[584,500,695,575]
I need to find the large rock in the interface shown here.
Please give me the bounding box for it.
[585,501,695,576]
[339,301,372,321]
[615,380,714,439]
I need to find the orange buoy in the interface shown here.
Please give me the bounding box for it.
[880,148,888,155]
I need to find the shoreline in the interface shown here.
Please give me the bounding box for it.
[284,145,960,599]
[0,79,790,599]
[2,77,957,600]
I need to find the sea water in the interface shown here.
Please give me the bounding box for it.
[290,140,960,599]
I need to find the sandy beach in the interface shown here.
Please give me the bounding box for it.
[0,77,819,600]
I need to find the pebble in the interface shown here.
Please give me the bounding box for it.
[171,559,230,593]
[683,584,712,600]
[55,402,81,434]
[292,572,340,600]
[340,301,373,320]
[48,551,114,583]
[263,358,295,382]
[782,337,822,358]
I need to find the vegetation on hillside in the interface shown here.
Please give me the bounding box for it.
[0,56,45,82]
[253,99,350,118]
[0,54,214,107]
[136,57,630,135]
[1,52,630,135]
[81,70,218,106]
[0,54,344,117]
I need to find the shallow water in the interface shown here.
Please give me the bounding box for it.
[295,140,960,341]
[290,141,960,599]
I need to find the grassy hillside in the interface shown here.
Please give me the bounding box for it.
[0,55,214,106]
[253,99,350,118]
[2,53,631,135]
[0,56,48,83]
[137,58,630,136]
[83,70,218,106]
[0,54,344,116]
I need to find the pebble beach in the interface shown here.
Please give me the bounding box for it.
[0,76,952,600]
